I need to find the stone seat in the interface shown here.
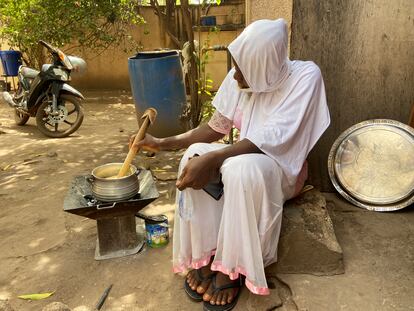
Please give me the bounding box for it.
[268,189,344,276]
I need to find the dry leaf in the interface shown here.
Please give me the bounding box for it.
[2,164,12,171]
[300,185,314,194]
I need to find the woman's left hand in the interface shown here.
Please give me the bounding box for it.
[176,153,220,191]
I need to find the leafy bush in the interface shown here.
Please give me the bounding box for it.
[0,0,145,68]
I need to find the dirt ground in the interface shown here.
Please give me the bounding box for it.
[0,90,413,311]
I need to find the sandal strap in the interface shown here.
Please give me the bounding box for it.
[194,268,216,283]
[211,275,242,295]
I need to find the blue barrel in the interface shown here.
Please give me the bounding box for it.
[128,51,187,137]
[0,50,22,76]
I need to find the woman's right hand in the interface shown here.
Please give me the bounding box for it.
[129,133,161,153]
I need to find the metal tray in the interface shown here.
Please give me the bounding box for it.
[328,119,414,211]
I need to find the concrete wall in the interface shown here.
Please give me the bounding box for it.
[246,0,292,25]
[72,6,242,91]
[291,0,414,191]
[71,7,165,90]
[245,0,293,52]
[0,43,6,76]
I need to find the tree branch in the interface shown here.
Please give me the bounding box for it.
[150,0,181,48]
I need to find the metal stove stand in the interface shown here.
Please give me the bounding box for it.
[63,170,159,260]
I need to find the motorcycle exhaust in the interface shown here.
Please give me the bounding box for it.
[1,92,18,108]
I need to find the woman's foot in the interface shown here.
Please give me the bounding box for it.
[202,272,241,306]
[186,263,216,295]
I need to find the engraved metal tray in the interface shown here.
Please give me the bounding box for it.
[328,119,414,211]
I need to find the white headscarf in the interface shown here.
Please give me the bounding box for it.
[212,19,330,192]
[228,18,291,93]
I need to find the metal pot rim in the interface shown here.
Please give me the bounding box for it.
[91,162,138,180]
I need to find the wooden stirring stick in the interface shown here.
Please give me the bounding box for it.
[117,108,157,178]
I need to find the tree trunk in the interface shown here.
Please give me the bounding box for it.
[181,0,200,128]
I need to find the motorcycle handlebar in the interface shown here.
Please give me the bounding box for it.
[38,40,59,54]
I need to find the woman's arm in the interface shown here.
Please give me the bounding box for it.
[158,123,225,150]
[131,123,225,152]
[176,138,263,190]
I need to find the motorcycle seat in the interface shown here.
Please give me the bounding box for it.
[19,66,39,79]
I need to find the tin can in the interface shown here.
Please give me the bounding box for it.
[144,215,169,248]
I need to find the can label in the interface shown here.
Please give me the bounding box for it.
[145,217,169,248]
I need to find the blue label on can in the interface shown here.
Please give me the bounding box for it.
[145,217,169,248]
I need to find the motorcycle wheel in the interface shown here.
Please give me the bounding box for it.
[13,84,30,126]
[14,109,30,126]
[35,94,84,138]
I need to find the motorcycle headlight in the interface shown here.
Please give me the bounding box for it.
[58,50,73,70]
[67,56,87,77]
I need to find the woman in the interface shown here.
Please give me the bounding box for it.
[132,18,330,311]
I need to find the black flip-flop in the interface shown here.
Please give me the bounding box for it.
[184,269,216,302]
[202,275,243,311]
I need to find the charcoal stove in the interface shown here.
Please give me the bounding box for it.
[63,169,159,260]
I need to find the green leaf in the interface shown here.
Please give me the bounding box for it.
[18,292,55,300]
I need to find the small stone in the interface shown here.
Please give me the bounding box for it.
[47,152,58,157]
[143,151,156,158]
[42,302,71,311]
[0,300,15,311]
[152,171,177,181]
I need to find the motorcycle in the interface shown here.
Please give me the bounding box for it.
[1,40,86,138]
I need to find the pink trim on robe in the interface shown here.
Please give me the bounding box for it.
[207,108,243,135]
[173,250,270,296]
[233,107,242,130]
[211,260,270,295]
[208,111,233,135]
[173,251,216,273]
[292,160,308,198]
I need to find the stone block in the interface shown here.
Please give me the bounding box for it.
[267,189,344,276]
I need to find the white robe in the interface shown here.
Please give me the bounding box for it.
[172,18,330,295]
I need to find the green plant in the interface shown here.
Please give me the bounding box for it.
[0,0,145,68]
[195,27,221,123]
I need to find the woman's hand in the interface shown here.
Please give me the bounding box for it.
[129,133,161,153]
[176,153,221,190]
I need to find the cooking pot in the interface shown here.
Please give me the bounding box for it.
[88,163,140,202]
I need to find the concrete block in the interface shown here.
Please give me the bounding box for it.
[267,189,344,276]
